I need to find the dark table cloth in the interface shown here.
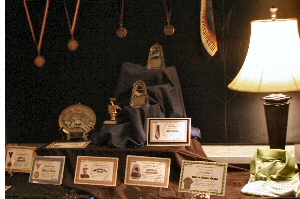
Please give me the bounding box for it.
[90,62,201,148]
[6,139,300,198]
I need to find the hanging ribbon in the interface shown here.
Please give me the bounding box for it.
[200,0,218,56]
[24,0,50,67]
[163,0,175,35]
[163,0,173,24]
[64,0,80,51]
[116,0,127,38]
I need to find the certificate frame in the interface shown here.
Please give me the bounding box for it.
[5,146,36,173]
[46,141,90,148]
[178,160,228,196]
[124,155,171,188]
[147,118,191,146]
[29,156,65,185]
[74,156,119,186]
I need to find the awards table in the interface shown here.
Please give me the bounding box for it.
[6,139,300,198]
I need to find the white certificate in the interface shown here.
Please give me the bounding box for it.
[179,160,228,196]
[46,141,90,148]
[5,146,36,173]
[29,156,65,185]
[74,156,119,186]
[147,118,191,146]
[124,155,171,188]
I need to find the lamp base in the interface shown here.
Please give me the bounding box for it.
[262,94,290,149]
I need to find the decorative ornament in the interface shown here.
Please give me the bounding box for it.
[64,0,81,51]
[24,0,50,67]
[163,0,175,35]
[117,0,127,38]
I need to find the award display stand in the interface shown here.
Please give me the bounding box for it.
[90,62,189,148]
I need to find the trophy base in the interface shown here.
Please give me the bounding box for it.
[103,120,118,125]
[67,132,88,140]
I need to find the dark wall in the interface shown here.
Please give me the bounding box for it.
[5,0,300,144]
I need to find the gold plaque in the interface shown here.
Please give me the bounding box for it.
[146,43,165,69]
[130,80,150,108]
[34,55,45,67]
[59,103,96,140]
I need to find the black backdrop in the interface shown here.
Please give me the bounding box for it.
[5,0,300,144]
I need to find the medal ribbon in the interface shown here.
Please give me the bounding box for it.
[64,0,81,38]
[163,0,173,23]
[118,0,125,27]
[24,0,50,55]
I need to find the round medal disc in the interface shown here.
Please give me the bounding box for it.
[34,172,39,178]
[68,39,79,51]
[117,27,128,38]
[164,24,175,35]
[34,55,45,67]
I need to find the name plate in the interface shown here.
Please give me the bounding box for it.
[5,146,36,173]
[29,156,66,185]
[147,118,191,146]
[74,156,119,186]
[46,141,90,148]
[124,155,171,188]
[179,160,228,196]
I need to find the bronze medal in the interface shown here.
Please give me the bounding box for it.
[34,55,45,68]
[68,39,79,51]
[24,0,50,68]
[34,171,39,178]
[164,24,175,35]
[117,27,128,38]
[163,0,175,36]
[64,0,81,51]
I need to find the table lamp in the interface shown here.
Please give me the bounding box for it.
[228,7,300,149]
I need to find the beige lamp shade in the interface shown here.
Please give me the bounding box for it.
[228,18,300,92]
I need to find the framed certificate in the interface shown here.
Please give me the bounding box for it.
[29,156,66,185]
[46,141,90,148]
[5,146,36,173]
[178,160,228,196]
[147,118,191,146]
[74,156,119,186]
[124,155,171,188]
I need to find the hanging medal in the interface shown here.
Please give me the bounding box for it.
[64,0,80,51]
[24,0,50,67]
[163,0,175,35]
[117,0,127,38]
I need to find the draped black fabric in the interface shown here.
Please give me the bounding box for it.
[91,62,201,148]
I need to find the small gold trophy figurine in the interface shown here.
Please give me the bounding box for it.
[104,98,121,124]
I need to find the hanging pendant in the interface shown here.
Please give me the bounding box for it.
[34,55,45,67]
[68,38,79,51]
[117,27,127,38]
[164,21,175,35]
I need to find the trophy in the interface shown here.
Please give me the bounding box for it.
[103,98,121,125]
[130,80,150,108]
[146,43,165,69]
[59,103,96,140]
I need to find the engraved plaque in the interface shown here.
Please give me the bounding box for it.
[59,103,96,140]
[130,80,150,108]
[146,43,165,69]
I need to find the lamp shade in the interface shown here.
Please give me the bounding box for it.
[228,18,300,92]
